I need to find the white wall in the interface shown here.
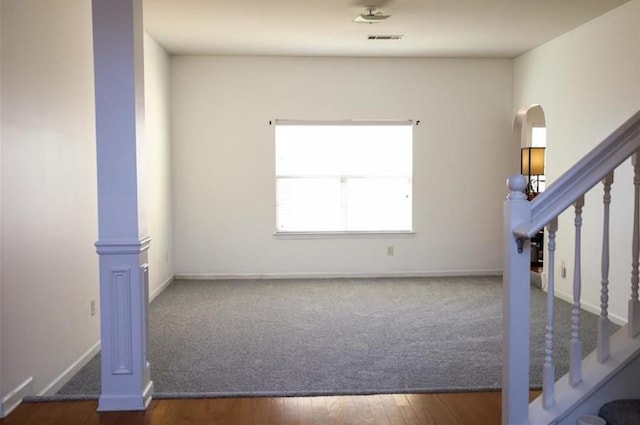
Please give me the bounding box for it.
[0,9,173,407]
[144,33,174,296]
[171,56,515,277]
[513,0,640,322]
[0,0,99,398]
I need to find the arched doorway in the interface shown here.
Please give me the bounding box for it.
[514,104,547,193]
[514,104,547,277]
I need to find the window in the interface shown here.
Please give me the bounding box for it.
[531,126,546,147]
[531,125,546,192]
[275,120,413,233]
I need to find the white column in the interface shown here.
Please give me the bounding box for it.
[502,174,531,425]
[92,0,152,411]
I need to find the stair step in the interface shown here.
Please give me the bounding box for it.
[599,399,640,425]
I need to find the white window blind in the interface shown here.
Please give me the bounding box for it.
[275,120,413,232]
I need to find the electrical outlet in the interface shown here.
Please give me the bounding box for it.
[90,299,96,317]
[387,246,394,256]
[561,261,567,278]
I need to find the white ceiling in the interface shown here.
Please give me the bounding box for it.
[143,0,630,58]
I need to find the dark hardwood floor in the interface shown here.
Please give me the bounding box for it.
[0,391,541,425]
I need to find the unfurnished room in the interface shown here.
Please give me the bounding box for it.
[1,1,640,424]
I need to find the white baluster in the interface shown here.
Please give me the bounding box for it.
[543,217,558,409]
[570,195,584,387]
[599,172,614,362]
[630,153,640,337]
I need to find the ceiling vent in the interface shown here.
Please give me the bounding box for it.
[367,35,403,40]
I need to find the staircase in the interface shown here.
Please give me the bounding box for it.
[503,110,640,425]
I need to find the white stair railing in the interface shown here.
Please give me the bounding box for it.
[598,173,614,363]
[503,109,640,425]
[542,217,557,409]
[570,195,584,387]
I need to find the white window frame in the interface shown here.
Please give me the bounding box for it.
[274,119,414,237]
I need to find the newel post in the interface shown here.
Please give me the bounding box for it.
[502,174,532,425]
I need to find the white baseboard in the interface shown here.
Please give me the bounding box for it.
[149,274,174,302]
[2,376,33,418]
[22,276,169,403]
[174,270,502,280]
[555,288,627,326]
[39,341,101,396]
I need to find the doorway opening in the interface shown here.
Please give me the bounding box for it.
[514,104,547,274]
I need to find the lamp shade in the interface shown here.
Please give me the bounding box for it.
[521,147,545,176]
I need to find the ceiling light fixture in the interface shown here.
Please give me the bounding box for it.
[354,7,390,24]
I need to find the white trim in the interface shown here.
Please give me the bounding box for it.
[38,341,101,396]
[555,288,627,326]
[143,379,153,408]
[95,237,152,255]
[174,270,502,280]
[275,119,413,126]
[98,391,151,412]
[149,274,174,302]
[2,377,33,417]
[98,379,153,412]
[274,231,415,239]
[109,267,133,375]
[276,174,412,179]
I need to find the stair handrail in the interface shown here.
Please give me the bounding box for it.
[503,108,640,425]
[514,109,640,240]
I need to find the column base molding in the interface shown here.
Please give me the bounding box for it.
[98,379,153,412]
[97,239,152,411]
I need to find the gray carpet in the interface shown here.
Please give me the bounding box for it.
[54,276,613,398]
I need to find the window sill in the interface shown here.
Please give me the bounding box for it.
[273,231,415,240]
